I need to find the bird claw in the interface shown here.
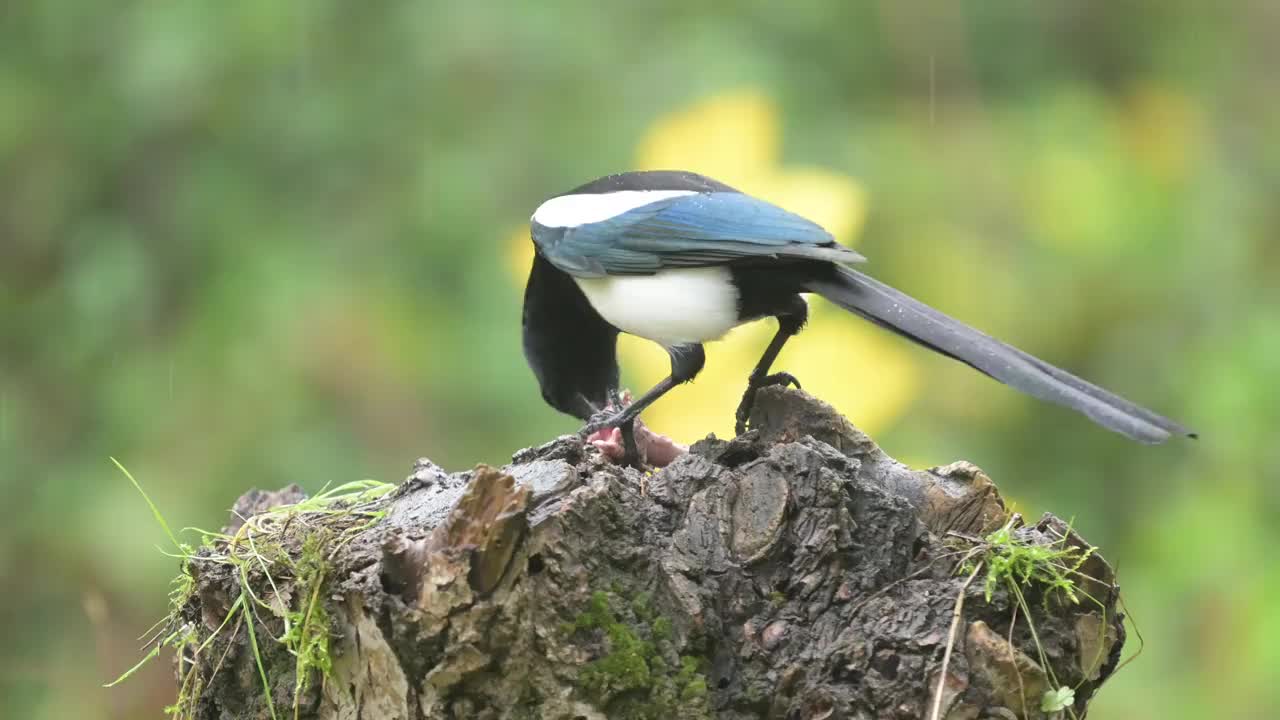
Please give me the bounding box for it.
[734,371,802,435]
[577,389,687,468]
[578,410,626,438]
[577,389,632,438]
[761,372,801,391]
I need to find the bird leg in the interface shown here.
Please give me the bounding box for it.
[580,384,671,467]
[606,389,642,465]
[735,296,808,435]
[579,375,680,437]
[579,345,706,466]
[618,422,640,464]
[584,390,689,467]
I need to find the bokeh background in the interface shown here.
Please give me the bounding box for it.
[2,2,1276,718]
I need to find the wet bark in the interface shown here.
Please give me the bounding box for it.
[184,387,1124,720]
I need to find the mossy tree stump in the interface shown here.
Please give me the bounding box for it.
[180,388,1125,719]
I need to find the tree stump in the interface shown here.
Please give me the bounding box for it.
[180,387,1125,719]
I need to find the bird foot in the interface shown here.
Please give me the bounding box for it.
[578,390,687,468]
[579,412,624,438]
[577,392,643,466]
[734,371,801,435]
[577,388,630,437]
[579,403,630,437]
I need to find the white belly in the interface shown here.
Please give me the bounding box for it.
[574,267,741,346]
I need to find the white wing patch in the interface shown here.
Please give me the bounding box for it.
[532,190,697,228]
[574,267,740,346]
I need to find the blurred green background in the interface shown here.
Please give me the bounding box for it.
[2,2,1276,718]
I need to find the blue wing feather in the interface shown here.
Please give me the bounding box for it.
[626,193,831,246]
[538,192,859,277]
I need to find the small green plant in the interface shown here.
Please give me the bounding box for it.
[105,459,394,720]
[963,517,1098,608]
[930,516,1108,720]
[1041,686,1076,712]
[103,458,198,694]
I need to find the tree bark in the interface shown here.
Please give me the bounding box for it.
[182,387,1125,720]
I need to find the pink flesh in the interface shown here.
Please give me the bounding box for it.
[587,418,687,468]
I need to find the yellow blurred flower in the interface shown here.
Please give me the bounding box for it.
[509,226,536,288]
[635,90,865,243]
[509,88,922,442]
[1120,84,1201,185]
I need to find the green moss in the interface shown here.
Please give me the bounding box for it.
[631,591,653,621]
[582,623,652,697]
[676,657,708,701]
[570,589,712,720]
[680,676,708,702]
[651,616,672,641]
[961,517,1098,608]
[576,590,613,630]
[283,530,335,701]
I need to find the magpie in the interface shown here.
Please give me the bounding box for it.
[522,170,1194,465]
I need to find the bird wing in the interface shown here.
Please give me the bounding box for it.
[536,192,864,277]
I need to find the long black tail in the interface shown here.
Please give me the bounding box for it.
[805,267,1195,443]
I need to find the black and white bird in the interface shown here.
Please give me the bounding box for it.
[521,170,1194,464]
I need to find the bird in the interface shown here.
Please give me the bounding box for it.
[521,170,1195,465]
